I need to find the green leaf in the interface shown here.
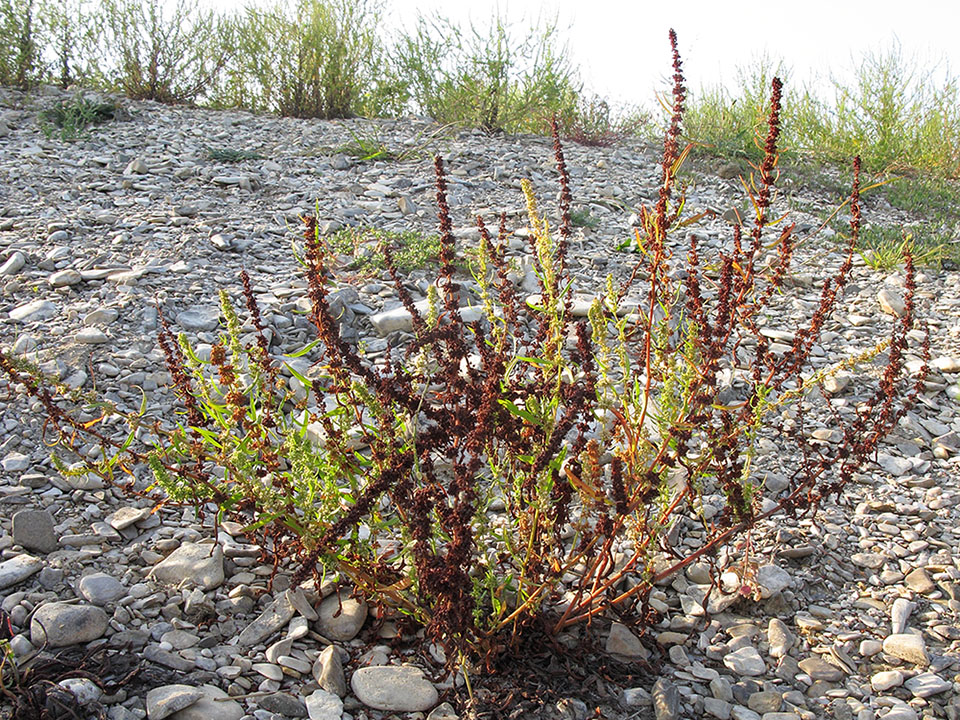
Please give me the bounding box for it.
[498,399,539,426]
[285,339,323,358]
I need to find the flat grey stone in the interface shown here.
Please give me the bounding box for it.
[703,697,731,719]
[606,621,648,659]
[903,672,951,698]
[150,542,224,590]
[652,677,680,720]
[305,689,343,720]
[105,506,149,530]
[878,287,905,316]
[350,665,438,713]
[723,646,766,676]
[746,690,781,713]
[314,644,347,697]
[10,299,57,322]
[124,158,148,174]
[169,685,243,720]
[767,618,794,658]
[258,693,306,718]
[75,328,109,344]
[0,554,44,590]
[2,451,30,472]
[31,602,108,647]
[238,591,296,647]
[48,269,82,287]
[11,509,58,553]
[882,633,928,665]
[176,307,220,332]
[146,685,204,720]
[317,589,368,641]
[798,656,844,681]
[77,572,126,605]
[143,645,196,671]
[755,564,791,598]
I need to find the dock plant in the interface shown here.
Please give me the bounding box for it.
[0,31,927,670]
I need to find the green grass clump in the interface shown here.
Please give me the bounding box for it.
[39,95,117,140]
[570,207,599,228]
[325,226,441,275]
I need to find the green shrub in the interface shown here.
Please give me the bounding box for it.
[98,0,233,104]
[211,0,403,119]
[395,10,581,133]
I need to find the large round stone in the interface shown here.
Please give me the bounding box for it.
[150,542,224,590]
[31,602,108,647]
[350,665,438,713]
[316,590,367,641]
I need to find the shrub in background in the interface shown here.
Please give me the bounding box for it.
[37,0,103,89]
[212,0,404,119]
[395,10,581,133]
[98,0,233,104]
[0,32,927,671]
[684,47,960,177]
[0,0,41,89]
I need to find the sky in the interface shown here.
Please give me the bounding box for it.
[203,0,960,110]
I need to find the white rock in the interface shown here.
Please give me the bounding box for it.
[58,678,103,705]
[755,564,791,598]
[317,589,368,641]
[878,287,906,316]
[0,554,43,590]
[146,685,203,720]
[722,647,766,676]
[871,670,903,691]
[882,633,928,665]
[0,251,26,276]
[168,685,243,720]
[606,621,649,659]
[10,299,57,322]
[890,597,914,634]
[48,269,82,287]
[77,572,126,605]
[150,542,224,590]
[305,689,344,720]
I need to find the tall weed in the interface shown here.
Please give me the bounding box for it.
[0,31,927,668]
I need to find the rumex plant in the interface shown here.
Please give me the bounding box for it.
[0,31,926,668]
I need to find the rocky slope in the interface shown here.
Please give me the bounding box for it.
[1,86,959,720]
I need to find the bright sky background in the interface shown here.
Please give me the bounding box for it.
[203,0,960,109]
